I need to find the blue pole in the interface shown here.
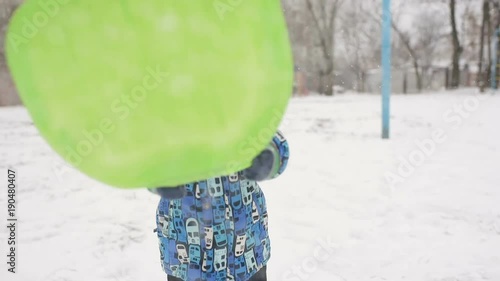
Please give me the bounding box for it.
[382,0,392,139]
[491,29,499,90]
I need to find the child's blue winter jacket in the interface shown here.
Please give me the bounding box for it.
[155,131,289,281]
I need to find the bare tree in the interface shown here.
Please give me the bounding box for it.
[0,1,19,63]
[305,0,343,96]
[338,0,381,92]
[449,0,462,88]
[414,10,448,90]
[391,20,424,91]
[362,1,446,92]
[477,0,490,91]
[484,0,500,88]
[0,0,22,106]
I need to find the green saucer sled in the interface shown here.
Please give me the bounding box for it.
[6,0,293,188]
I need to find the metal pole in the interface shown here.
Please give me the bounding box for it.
[382,0,392,139]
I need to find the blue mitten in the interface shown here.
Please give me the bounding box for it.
[242,143,279,181]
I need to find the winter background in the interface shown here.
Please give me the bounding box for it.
[1,0,500,281]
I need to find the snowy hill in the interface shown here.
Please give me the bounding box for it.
[1,89,500,281]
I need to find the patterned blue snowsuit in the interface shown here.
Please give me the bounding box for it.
[155,132,289,281]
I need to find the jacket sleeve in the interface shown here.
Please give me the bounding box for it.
[268,130,290,179]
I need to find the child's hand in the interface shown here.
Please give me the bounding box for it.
[242,145,277,181]
[149,186,187,199]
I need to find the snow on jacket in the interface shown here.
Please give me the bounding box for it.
[155,131,289,281]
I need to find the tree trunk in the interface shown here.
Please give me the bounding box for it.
[403,73,408,94]
[0,2,22,106]
[305,0,340,96]
[450,0,462,89]
[413,59,422,92]
[486,5,492,88]
[360,71,366,93]
[390,20,422,92]
[478,0,487,92]
[445,68,450,89]
[319,72,334,96]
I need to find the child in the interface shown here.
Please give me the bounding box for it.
[151,131,289,281]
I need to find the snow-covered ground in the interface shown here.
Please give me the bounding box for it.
[1,88,500,281]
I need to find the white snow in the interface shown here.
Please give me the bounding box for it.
[1,88,500,281]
